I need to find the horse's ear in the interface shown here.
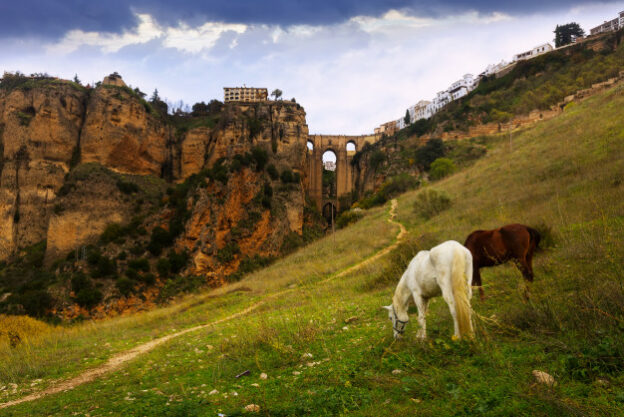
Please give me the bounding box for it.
[382,305,392,311]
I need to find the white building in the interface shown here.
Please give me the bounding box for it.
[408,100,432,123]
[590,11,624,35]
[480,60,509,78]
[323,161,336,171]
[513,43,554,61]
[447,74,476,101]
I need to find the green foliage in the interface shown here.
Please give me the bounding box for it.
[71,272,102,309]
[226,255,274,282]
[115,277,135,297]
[147,227,173,256]
[266,164,279,180]
[128,258,150,272]
[91,256,116,278]
[280,232,305,255]
[429,157,456,180]
[260,183,273,209]
[167,250,189,274]
[100,223,126,244]
[280,169,295,183]
[156,258,171,277]
[335,209,364,229]
[369,150,386,171]
[116,179,139,194]
[357,174,420,209]
[416,138,445,170]
[413,188,452,219]
[216,242,240,264]
[250,146,268,171]
[16,110,34,126]
[157,275,205,302]
[554,22,585,48]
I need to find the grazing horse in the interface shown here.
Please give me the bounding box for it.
[464,224,541,300]
[383,240,474,340]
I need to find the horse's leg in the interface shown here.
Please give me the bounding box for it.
[413,293,429,339]
[473,267,485,301]
[440,278,460,339]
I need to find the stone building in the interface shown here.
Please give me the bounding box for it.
[223,87,268,103]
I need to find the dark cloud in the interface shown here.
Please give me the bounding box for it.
[1,0,620,39]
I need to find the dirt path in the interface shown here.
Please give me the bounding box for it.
[0,199,407,410]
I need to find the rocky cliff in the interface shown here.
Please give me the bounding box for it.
[0,73,313,316]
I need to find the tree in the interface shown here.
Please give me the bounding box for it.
[150,89,161,103]
[554,23,585,48]
[73,74,81,85]
[404,109,411,126]
[271,89,283,101]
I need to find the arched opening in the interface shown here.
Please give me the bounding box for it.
[322,150,336,171]
[346,141,356,153]
[322,202,336,226]
[307,140,314,152]
[322,150,337,199]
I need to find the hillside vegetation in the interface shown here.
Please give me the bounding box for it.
[1,83,623,415]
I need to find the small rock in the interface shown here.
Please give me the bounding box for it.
[251,383,260,387]
[411,398,422,403]
[301,353,313,359]
[209,389,219,395]
[595,378,609,387]
[344,316,358,324]
[342,326,349,331]
[259,372,268,380]
[392,369,402,375]
[244,404,261,412]
[292,371,301,375]
[532,370,556,387]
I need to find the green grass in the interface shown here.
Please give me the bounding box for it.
[2,85,624,416]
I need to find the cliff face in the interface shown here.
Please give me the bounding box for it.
[80,85,169,177]
[0,76,310,297]
[175,102,309,280]
[0,83,88,261]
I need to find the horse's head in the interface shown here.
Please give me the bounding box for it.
[382,305,408,340]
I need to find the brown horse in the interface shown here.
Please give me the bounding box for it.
[464,224,540,300]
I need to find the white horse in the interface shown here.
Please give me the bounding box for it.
[383,240,474,340]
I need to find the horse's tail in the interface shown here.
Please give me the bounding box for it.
[528,227,541,250]
[451,247,474,339]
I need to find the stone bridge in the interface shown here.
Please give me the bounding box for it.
[306,134,380,219]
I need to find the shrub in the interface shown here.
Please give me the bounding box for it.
[226,255,274,282]
[157,258,171,277]
[91,256,116,278]
[116,179,139,194]
[280,169,294,183]
[75,287,102,309]
[8,290,53,317]
[138,273,156,285]
[168,250,189,274]
[71,272,91,294]
[413,188,452,219]
[416,138,445,170]
[116,277,135,297]
[100,223,126,244]
[336,209,364,229]
[157,275,204,302]
[216,242,240,264]
[369,150,386,171]
[429,158,456,180]
[280,232,304,255]
[126,268,139,281]
[266,164,279,180]
[147,227,172,256]
[128,258,150,272]
[117,251,127,260]
[261,183,273,209]
[250,146,268,171]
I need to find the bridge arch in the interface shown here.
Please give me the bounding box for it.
[306,134,381,212]
[306,140,314,152]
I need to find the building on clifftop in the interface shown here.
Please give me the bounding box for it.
[223,87,268,102]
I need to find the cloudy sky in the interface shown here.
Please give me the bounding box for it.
[1,1,622,134]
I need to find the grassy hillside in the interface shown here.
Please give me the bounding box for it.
[1,84,623,416]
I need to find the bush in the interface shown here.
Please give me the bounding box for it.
[369,150,386,171]
[116,179,139,194]
[100,223,126,244]
[138,273,156,285]
[429,158,456,180]
[116,277,135,297]
[75,287,103,309]
[226,255,274,282]
[266,164,279,180]
[157,258,171,277]
[280,169,294,183]
[413,188,452,219]
[157,275,205,302]
[216,242,240,264]
[147,227,172,256]
[336,210,364,229]
[8,290,53,317]
[168,250,189,274]
[91,256,116,278]
[128,258,150,272]
[250,146,268,171]
[71,272,91,293]
[416,138,445,170]
[280,232,304,255]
